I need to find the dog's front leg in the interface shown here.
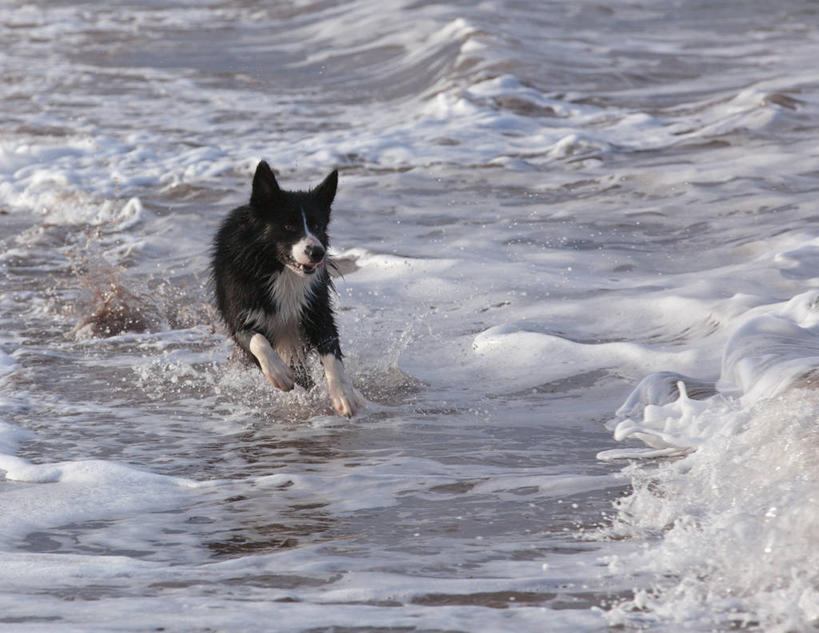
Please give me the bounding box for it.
[249,333,295,391]
[321,353,364,418]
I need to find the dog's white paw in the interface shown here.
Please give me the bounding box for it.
[329,382,364,418]
[250,333,295,392]
[322,353,364,418]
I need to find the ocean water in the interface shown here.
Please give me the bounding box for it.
[1,1,819,631]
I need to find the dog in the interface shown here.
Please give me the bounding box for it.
[211,160,363,418]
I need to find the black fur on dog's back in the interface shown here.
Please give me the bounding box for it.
[211,161,343,380]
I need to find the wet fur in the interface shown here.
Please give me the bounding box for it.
[210,161,362,417]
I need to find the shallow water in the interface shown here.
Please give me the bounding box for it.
[2,1,819,631]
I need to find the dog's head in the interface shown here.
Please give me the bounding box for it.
[249,160,337,277]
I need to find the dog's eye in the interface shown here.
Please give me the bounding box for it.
[283,224,297,232]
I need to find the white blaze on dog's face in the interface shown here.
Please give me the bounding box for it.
[286,206,326,276]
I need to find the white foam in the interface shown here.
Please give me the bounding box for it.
[3,3,801,226]
[472,325,695,390]
[0,416,210,544]
[603,388,819,631]
[602,288,819,629]
[91,197,144,231]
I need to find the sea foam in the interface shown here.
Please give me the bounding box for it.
[601,290,819,631]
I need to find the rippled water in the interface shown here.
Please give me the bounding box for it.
[2,1,819,631]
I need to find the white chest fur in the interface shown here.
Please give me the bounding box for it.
[262,269,319,362]
[268,269,318,324]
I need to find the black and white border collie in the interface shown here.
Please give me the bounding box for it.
[211,161,363,418]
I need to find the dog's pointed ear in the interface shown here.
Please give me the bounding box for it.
[313,169,338,209]
[250,160,281,207]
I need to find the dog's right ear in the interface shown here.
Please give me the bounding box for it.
[250,160,281,208]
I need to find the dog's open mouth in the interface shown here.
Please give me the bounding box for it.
[287,259,325,275]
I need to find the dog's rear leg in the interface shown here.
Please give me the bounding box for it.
[321,353,364,418]
[249,332,295,391]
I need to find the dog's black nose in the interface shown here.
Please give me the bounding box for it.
[306,244,325,263]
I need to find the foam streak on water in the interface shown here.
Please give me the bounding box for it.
[1,1,819,631]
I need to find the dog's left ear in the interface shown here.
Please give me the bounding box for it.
[313,170,338,209]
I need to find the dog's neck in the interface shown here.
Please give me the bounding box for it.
[267,267,320,325]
